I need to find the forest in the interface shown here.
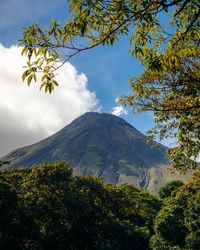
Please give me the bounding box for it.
[1,160,200,249]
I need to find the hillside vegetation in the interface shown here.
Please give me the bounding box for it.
[1,161,200,249]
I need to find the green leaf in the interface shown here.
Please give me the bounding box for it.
[27,74,34,86]
[22,70,30,81]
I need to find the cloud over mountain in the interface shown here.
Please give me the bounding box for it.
[112,106,128,116]
[0,44,98,156]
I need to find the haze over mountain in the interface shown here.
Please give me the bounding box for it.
[1,112,187,194]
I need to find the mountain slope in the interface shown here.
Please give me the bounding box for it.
[1,112,187,194]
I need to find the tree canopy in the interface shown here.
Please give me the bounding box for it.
[19,0,200,172]
[150,171,200,249]
[120,40,200,172]
[158,179,184,198]
[0,161,162,250]
[19,0,199,92]
[1,161,200,249]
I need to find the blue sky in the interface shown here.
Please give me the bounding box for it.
[0,0,167,156]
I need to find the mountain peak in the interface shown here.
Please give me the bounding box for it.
[67,112,143,136]
[1,112,186,194]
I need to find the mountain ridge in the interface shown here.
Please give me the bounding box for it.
[1,112,187,194]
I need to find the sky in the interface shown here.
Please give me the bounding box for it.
[0,0,162,157]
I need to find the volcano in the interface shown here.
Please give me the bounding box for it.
[1,112,186,194]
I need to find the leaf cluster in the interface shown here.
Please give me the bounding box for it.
[19,0,200,92]
[120,40,200,172]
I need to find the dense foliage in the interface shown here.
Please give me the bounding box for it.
[1,161,200,249]
[158,179,184,199]
[0,161,162,250]
[151,171,200,249]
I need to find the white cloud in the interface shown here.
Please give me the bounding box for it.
[111,106,128,116]
[0,44,98,156]
[111,98,128,116]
